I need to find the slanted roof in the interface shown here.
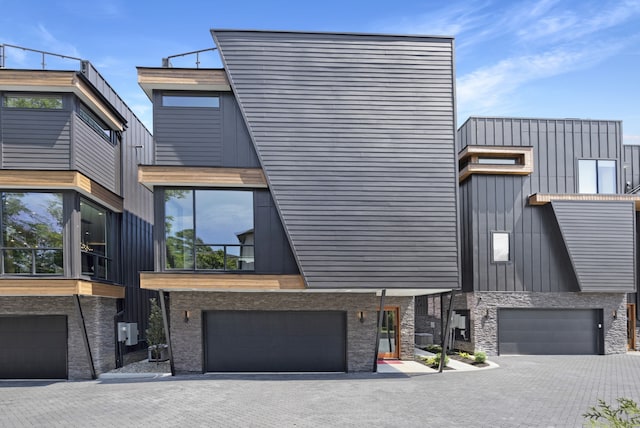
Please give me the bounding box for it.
[211,29,459,289]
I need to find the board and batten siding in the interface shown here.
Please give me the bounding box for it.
[0,105,71,169]
[213,30,459,289]
[551,201,635,292]
[458,117,625,293]
[154,92,259,168]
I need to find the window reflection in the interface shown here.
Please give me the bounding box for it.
[81,199,110,280]
[165,189,254,271]
[578,159,616,194]
[1,192,63,275]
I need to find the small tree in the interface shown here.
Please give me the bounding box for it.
[584,398,640,427]
[146,298,166,361]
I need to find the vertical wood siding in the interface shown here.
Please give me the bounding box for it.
[213,30,459,289]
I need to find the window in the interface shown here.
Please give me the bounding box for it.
[162,94,219,108]
[80,199,111,280]
[476,157,519,165]
[77,104,115,144]
[165,189,254,271]
[3,95,63,109]
[0,192,63,275]
[492,232,510,263]
[578,159,616,194]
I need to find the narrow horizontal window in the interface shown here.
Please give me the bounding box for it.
[162,95,219,108]
[476,157,519,165]
[492,231,510,263]
[77,104,114,144]
[3,95,63,109]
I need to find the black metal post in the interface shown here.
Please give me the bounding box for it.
[438,290,457,373]
[158,290,175,376]
[73,295,96,380]
[373,289,387,372]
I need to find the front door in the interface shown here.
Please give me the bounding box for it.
[628,304,637,350]
[377,307,400,359]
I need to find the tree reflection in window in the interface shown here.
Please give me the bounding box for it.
[165,189,254,271]
[1,192,63,275]
[81,199,110,280]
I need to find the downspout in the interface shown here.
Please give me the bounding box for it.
[439,289,457,373]
[113,307,125,368]
[373,289,387,372]
[158,290,175,376]
[73,294,97,380]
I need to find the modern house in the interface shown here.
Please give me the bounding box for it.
[137,29,460,373]
[446,116,639,355]
[0,46,154,379]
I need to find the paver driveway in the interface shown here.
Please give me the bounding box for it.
[1,354,640,427]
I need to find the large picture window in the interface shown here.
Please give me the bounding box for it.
[0,192,63,275]
[578,159,616,194]
[81,199,111,280]
[165,189,254,271]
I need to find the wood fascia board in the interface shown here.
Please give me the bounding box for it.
[0,279,124,298]
[137,67,231,100]
[458,145,534,182]
[529,193,640,210]
[0,69,125,131]
[0,170,123,212]
[140,273,305,291]
[138,166,268,190]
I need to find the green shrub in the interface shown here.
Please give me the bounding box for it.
[425,344,442,354]
[474,351,487,364]
[422,352,449,367]
[583,398,640,427]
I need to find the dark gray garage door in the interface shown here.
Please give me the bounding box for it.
[498,309,603,355]
[0,315,67,379]
[205,311,346,372]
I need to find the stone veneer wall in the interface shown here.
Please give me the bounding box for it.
[0,296,116,379]
[452,292,627,355]
[168,292,414,374]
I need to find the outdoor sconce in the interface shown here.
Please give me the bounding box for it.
[612,310,617,320]
[484,308,489,318]
[357,311,365,323]
[184,310,190,323]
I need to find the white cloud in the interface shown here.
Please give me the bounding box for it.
[36,24,82,59]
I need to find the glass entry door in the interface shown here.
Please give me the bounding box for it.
[378,307,400,359]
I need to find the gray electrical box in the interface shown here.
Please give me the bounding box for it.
[117,322,138,346]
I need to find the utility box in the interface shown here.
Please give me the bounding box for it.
[117,322,139,346]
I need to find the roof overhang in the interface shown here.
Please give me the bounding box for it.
[0,279,124,298]
[136,67,231,101]
[530,193,640,210]
[0,170,123,212]
[0,69,125,131]
[138,166,267,191]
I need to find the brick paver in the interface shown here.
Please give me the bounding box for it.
[1,355,640,427]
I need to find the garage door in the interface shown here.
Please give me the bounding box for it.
[498,309,603,355]
[204,311,346,372]
[0,315,67,379]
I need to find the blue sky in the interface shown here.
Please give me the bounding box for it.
[1,0,639,143]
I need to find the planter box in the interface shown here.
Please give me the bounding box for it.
[148,344,169,362]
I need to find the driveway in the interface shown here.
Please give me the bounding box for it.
[1,354,639,427]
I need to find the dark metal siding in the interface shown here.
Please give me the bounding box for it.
[551,201,635,292]
[0,101,71,169]
[154,92,259,167]
[72,114,119,193]
[458,117,625,292]
[624,144,640,191]
[213,30,459,289]
[254,189,299,274]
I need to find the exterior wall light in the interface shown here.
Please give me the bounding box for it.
[612,310,617,319]
[184,310,190,323]
[357,311,365,323]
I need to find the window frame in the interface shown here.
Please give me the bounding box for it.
[80,198,113,281]
[2,93,64,110]
[577,158,617,194]
[491,231,511,264]
[0,191,65,276]
[160,92,220,108]
[76,102,117,144]
[163,187,255,272]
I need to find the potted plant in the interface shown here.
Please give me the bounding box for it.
[146,297,169,362]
